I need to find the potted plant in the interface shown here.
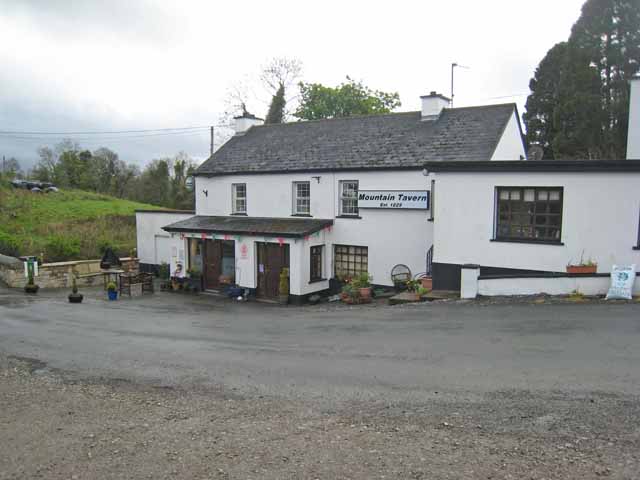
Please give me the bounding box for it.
[420,276,433,291]
[566,252,597,274]
[68,276,83,303]
[107,281,118,301]
[187,267,202,292]
[352,272,373,301]
[278,268,289,305]
[340,282,358,304]
[405,279,422,301]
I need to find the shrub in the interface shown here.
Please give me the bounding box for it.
[0,232,20,257]
[46,235,81,261]
[158,262,170,279]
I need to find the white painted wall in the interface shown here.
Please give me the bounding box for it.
[195,170,432,288]
[433,171,640,274]
[628,77,640,160]
[135,211,194,265]
[490,110,526,161]
[478,275,640,297]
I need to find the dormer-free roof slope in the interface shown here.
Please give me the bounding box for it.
[195,103,519,176]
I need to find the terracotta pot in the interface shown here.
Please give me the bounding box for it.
[407,292,421,302]
[420,277,433,290]
[566,265,597,275]
[359,287,372,299]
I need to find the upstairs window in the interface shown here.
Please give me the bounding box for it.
[495,187,563,243]
[232,183,246,214]
[293,181,311,215]
[339,180,359,216]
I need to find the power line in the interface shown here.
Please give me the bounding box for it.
[0,126,212,135]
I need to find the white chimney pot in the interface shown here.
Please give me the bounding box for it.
[420,91,450,120]
[234,112,264,135]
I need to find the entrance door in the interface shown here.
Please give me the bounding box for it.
[256,242,290,299]
[204,240,223,290]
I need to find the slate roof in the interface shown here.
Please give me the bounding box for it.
[196,104,519,176]
[163,215,333,238]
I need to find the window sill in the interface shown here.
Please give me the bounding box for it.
[309,278,327,284]
[291,214,313,218]
[230,212,247,216]
[336,215,362,219]
[491,238,564,246]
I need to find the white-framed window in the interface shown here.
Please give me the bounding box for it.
[292,181,311,215]
[339,180,359,216]
[232,183,246,214]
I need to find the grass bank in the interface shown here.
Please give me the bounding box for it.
[0,182,160,261]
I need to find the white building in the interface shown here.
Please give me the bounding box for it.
[137,93,526,303]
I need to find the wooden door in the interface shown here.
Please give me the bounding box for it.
[204,240,223,290]
[256,243,290,298]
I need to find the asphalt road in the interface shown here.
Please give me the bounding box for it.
[1,288,639,403]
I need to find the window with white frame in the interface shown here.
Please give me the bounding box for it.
[339,180,359,216]
[292,181,311,215]
[232,183,246,214]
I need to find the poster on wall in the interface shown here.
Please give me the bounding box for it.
[358,190,429,210]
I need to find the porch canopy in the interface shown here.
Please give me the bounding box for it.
[163,215,333,238]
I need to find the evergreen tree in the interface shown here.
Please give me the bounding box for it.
[523,42,568,159]
[265,84,286,124]
[523,0,640,159]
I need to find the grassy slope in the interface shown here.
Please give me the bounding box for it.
[0,183,161,261]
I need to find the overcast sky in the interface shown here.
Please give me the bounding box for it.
[0,0,586,170]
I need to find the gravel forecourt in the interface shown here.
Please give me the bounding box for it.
[1,289,640,479]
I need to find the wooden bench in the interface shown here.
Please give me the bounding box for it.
[119,272,154,296]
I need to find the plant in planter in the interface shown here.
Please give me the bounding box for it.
[405,279,422,301]
[352,272,373,301]
[68,276,83,303]
[278,268,290,305]
[107,281,118,301]
[340,282,360,304]
[566,251,597,274]
[187,267,202,292]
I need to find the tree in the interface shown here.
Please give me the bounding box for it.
[523,0,640,159]
[265,84,286,124]
[523,42,568,159]
[295,77,401,121]
[2,157,22,178]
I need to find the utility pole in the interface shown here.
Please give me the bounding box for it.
[210,126,214,156]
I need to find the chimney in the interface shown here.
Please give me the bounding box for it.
[420,91,450,120]
[233,108,264,135]
[627,76,640,159]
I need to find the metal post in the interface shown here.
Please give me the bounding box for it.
[210,126,214,156]
[451,63,457,108]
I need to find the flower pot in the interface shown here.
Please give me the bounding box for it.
[68,293,84,303]
[24,284,39,294]
[420,277,433,290]
[566,265,597,275]
[359,287,372,299]
[407,292,421,302]
[107,290,118,301]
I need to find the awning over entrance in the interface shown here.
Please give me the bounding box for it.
[162,215,333,238]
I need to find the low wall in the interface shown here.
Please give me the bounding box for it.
[0,257,139,289]
[477,274,640,297]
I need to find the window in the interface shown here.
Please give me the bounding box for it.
[293,181,311,215]
[495,187,563,243]
[232,183,246,214]
[339,180,359,216]
[334,245,368,278]
[310,245,323,282]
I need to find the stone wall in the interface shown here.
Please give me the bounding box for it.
[0,257,139,289]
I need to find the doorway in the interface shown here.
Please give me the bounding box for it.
[203,239,235,290]
[256,242,290,299]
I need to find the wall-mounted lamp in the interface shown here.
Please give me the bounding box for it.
[202,189,208,197]
[311,176,321,183]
